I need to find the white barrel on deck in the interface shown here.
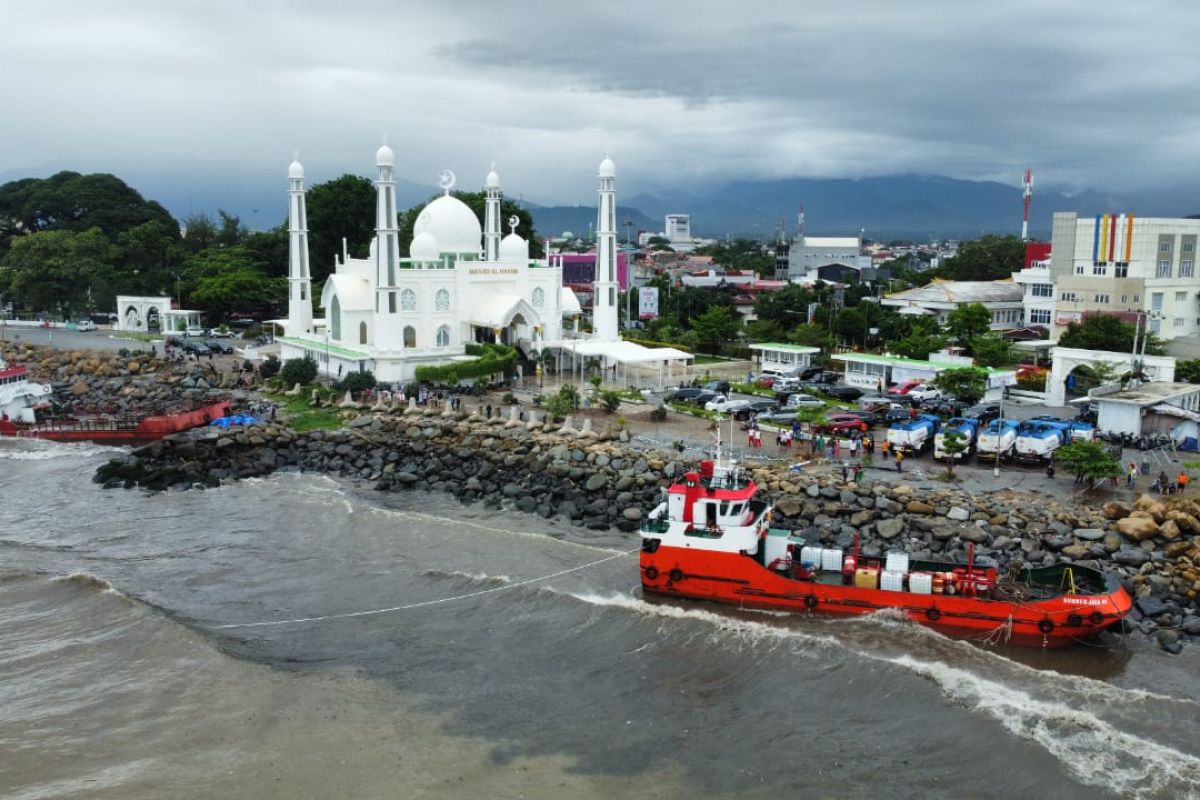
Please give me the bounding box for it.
[908,572,933,595]
[800,546,823,569]
[880,570,905,592]
[885,551,910,574]
[820,548,843,572]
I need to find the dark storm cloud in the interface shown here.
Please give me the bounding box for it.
[2,0,1198,204]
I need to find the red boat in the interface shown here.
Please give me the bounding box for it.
[0,400,232,446]
[639,452,1132,647]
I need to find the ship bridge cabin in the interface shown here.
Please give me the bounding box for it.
[644,459,769,552]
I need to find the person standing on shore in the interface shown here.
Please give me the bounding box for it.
[895,448,904,472]
[1179,471,1190,493]
[1127,462,1138,488]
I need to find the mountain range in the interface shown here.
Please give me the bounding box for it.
[8,165,1195,242]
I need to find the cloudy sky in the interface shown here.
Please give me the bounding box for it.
[3,0,1198,213]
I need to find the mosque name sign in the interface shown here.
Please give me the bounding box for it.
[468,267,519,276]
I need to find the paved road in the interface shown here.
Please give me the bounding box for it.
[1,327,164,353]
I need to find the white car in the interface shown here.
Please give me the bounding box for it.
[907,384,942,403]
[75,319,96,332]
[184,326,205,337]
[784,393,825,409]
[207,328,236,338]
[704,396,752,414]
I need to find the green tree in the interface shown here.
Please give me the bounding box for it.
[940,429,968,479]
[182,212,219,253]
[934,235,1025,281]
[0,171,176,256]
[1054,440,1123,487]
[1059,314,1165,355]
[116,220,186,298]
[306,175,376,282]
[242,226,289,278]
[752,282,814,328]
[968,335,1014,367]
[891,332,948,360]
[1177,359,1200,383]
[931,366,989,405]
[2,227,116,316]
[216,210,248,247]
[279,355,319,387]
[946,302,992,342]
[184,246,283,319]
[689,306,740,355]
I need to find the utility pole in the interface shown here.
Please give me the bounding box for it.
[1021,169,1034,242]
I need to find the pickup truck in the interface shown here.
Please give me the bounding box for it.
[704,395,751,414]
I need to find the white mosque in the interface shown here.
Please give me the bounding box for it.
[278,145,690,385]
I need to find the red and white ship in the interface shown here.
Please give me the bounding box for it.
[638,441,1132,647]
[0,355,52,424]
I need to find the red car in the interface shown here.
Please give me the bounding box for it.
[812,413,869,435]
[887,379,922,396]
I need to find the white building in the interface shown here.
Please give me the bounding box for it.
[1011,257,1055,328]
[880,280,1025,330]
[786,234,871,281]
[114,295,202,334]
[665,214,691,247]
[278,150,689,384]
[1050,212,1200,340]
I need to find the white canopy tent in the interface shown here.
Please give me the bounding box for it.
[546,337,694,389]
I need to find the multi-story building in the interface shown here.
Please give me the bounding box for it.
[1050,212,1200,340]
[1011,242,1054,329]
[785,234,872,282]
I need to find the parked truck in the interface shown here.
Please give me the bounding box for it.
[1014,418,1095,463]
[976,419,1019,461]
[933,417,979,460]
[887,413,940,453]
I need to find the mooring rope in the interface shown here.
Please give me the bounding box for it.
[211,547,641,630]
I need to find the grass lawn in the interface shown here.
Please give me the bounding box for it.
[268,389,345,432]
[691,355,726,365]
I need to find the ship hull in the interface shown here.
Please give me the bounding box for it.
[0,401,231,446]
[640,545,1131,647]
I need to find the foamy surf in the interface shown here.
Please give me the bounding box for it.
[890,654,1200,799]
[563,590,1200,798]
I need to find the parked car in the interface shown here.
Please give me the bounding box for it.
[207,328,236,338]
[753,411,799,428]
[963,403,1002,424]
[734,399,780,420]
[821,385,864,401]
[784,393,826,410]
[797,366,827,381]
[165,335,184,348]
[705,396,750,414]
[689,390,721,406]
[74,319,96,331]
[837,408,885,426]
[668,387,706,403]
[887,379,923,396]
[181,340,211,355]
[886,404,914,423]
[702,380,731,396]
[184,325,205,337]
[204,339,235,354]
[771,377,802,394]
[906,384,942,403]
[923,397,967,418]
[812,413,870,435]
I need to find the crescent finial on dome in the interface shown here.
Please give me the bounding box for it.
[439,169,456,194]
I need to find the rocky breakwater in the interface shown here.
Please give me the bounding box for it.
[2,342,244,415]
[94,405,1200,651]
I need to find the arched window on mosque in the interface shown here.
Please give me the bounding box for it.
[401,289,417,311]
[435,288,450,311]
[359,321,367,344]
[532,287,545,308]
[404,326,416,348]
[330,296,341,340]
[436,325,450,347]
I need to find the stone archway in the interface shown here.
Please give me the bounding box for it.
[1047,347,1177,406]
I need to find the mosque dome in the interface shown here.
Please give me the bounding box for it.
[499,231,529,261]
[485,168,500,188]
[598,156,616,178]
[376,143,395,167]
[410,231,441,261]
[412,194,483,255]
[288,159,304,179]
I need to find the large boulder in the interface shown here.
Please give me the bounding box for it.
[1158,519,1183,541]
[1116,515,1161,542]
[1102,501,1131,520]
[906,500,934,515]
[876,517,905,539]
